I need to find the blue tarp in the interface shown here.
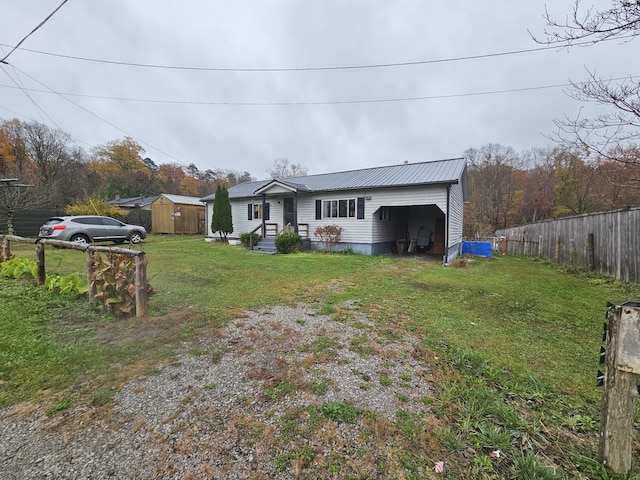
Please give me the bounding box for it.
[462,241,492,258]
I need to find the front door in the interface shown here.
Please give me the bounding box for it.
[283,198,294,227]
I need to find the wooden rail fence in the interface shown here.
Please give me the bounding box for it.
[1,234,148,317]
[494,207,640,284]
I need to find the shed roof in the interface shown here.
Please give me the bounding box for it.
[108,195,158,207]
[155,194,205,206]
[209,158,466,200]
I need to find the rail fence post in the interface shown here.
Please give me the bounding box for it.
[35,241,45,285]
[1,236,10,262]
[135,253,148,317]
[599,302,640,477]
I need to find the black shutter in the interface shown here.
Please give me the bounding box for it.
[357,197,365,219]
[264,203,270,220]
[315,200,322,220]
[248,203,252,220]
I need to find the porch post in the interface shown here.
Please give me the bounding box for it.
[293,191,298,233]
[261,194,266,237]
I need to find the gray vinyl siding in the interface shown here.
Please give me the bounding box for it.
[369,187,447,243]
[298,192,371,243]
[448,181,464,247]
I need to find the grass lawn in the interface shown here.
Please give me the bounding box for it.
[2,234,640,478]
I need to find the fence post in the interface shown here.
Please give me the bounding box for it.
[599,302,639,476]
[587,233,595,272]
[35,241,45,285]
[135,253,148,317]
[1,236,10,262]
[555,236,561,263]
[538,235,543,257]
[86,249,97,306]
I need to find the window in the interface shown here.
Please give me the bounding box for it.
[320,197,364,219]
[247,202,270,220]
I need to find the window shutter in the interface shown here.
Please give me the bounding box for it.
[248,203,252,220]
[315,200,322,220]
[264,203,270,220]
[357,197,365,219]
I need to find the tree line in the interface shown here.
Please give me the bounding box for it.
[464,143,640,237]
[0,118,254,222]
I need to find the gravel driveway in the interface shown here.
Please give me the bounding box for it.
[1,302,435,479]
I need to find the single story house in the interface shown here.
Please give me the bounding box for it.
[151,194,206,234]
[201,158,468,264]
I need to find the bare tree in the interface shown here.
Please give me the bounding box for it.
[534,1,640,184]
[267,158,308,179]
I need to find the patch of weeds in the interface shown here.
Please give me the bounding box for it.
[295,319,306,326]
[317,304,336,316]
[301,336,339,363]
[435,426,464,452]
[359,382,372,390]
[380,375,393,386]
[209,345,224,364]
[397,393,409,403]
[395,410,424,439]
[92,389,116,407]
[204,383,217,390]
[471,454,495,477]
[566,413,597,432]
[511,452,566,480]
[322,401,359,423]
[307,379,329,396]
[467,421,513,452]
[188,347,204,357]
[179,322,199,340]
[350,335,376,356]
[148,367,163,376]
[264,381,298,401]
[274,445,315,473]
[47,399,71,416]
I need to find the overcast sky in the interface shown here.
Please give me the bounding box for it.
[0,1,636,178]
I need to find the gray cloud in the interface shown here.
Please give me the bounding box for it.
[1,0,635,178]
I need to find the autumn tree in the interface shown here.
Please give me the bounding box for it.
[210,183,232,242]
[553,147,603,216]
[91,137,152,199]
[465,144,524,232]
[267,158,308,178]
[536,1,640,182]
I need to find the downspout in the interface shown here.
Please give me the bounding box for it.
[444,185,451,265]
[261,193,267,237]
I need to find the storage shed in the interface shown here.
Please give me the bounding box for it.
[151,194,206,234]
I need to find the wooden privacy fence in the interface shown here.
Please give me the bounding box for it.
[1,234,148,317]
[494,207,640,284]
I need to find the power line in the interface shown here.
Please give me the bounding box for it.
[10,65,186,166]
[0,0,69,64]
[0,35,634,72]
[0,75,637,106]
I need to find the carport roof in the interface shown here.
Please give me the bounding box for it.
[201,157,466,201]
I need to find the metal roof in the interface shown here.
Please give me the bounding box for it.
[155,194,205,206]
[226,158,466,199]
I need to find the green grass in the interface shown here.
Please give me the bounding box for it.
[3,236,640,478]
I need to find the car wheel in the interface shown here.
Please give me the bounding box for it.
[129,231,143,244]
[70,234,90,244]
